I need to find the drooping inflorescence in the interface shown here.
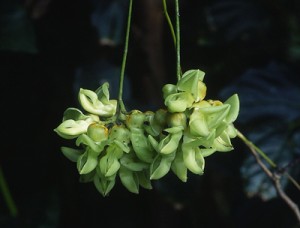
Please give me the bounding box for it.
[54,69,239,196]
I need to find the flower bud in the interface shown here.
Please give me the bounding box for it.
[164,92,194,113]
[125,110,145,129]
[162,84,177,99]
[87,123,109,142]
[167,112,187,129]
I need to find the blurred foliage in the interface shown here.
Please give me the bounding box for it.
[220,61,300,201]
[0,0,37,53]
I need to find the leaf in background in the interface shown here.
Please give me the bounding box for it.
[220,61,300,200]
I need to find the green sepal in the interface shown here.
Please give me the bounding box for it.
[200,148,216,157]
[164,126,184,134]
[114,140,131,153]
[189,110,210,137]
[182,145,205,175]
[215,121,229,138]
[77,149,98,174]
[79,170,95,183]
[137,170,152,190]
[201,104,230,129]
[224,94,240,123]
[148,135,159,152]
[119,153,149,172]
[150,152,175,180]
[226,123,237,138]
[61,146,84,162]
[63,107,91,121]
[94,168,116,197]
[130,129,154,163]
[119,166,139,194]
[159,131,183,154]
[177,69,205,101]
[76,134,107,154]
[212,133,234,152]
[94,82,111,104]
[184,130,216,149]
[99,154,121,177]
[99,144,123,177]
[171,147,188,182]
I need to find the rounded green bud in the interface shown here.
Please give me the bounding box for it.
[109,124,130,143]
[126,110,145,129]
[87,123,109,142]
[154,109,168,126]
[162,84,177,99]
[167,112,187,128]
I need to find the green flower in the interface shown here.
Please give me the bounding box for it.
[164,91,194,113]
[78,86,117,117]
[54,118,95,139]
[177,69,206,102]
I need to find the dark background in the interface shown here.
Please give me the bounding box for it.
[1,0,300,227]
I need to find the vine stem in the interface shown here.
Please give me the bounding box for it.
[162,0,182,81]
[236,129,300,224]
[0,165,18,217]
[118,0,133,114]
[175,0,181,81]
[162,0,176,47]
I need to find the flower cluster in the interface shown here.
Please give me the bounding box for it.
[54,69,239,196]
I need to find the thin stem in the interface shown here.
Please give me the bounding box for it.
[236,129,300,224]
[236,129,276,167]
[118,0,133,114]
[237,128,300,191]
[162,0,176,47]
[175,0,181,81]
[0,166,18,217]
